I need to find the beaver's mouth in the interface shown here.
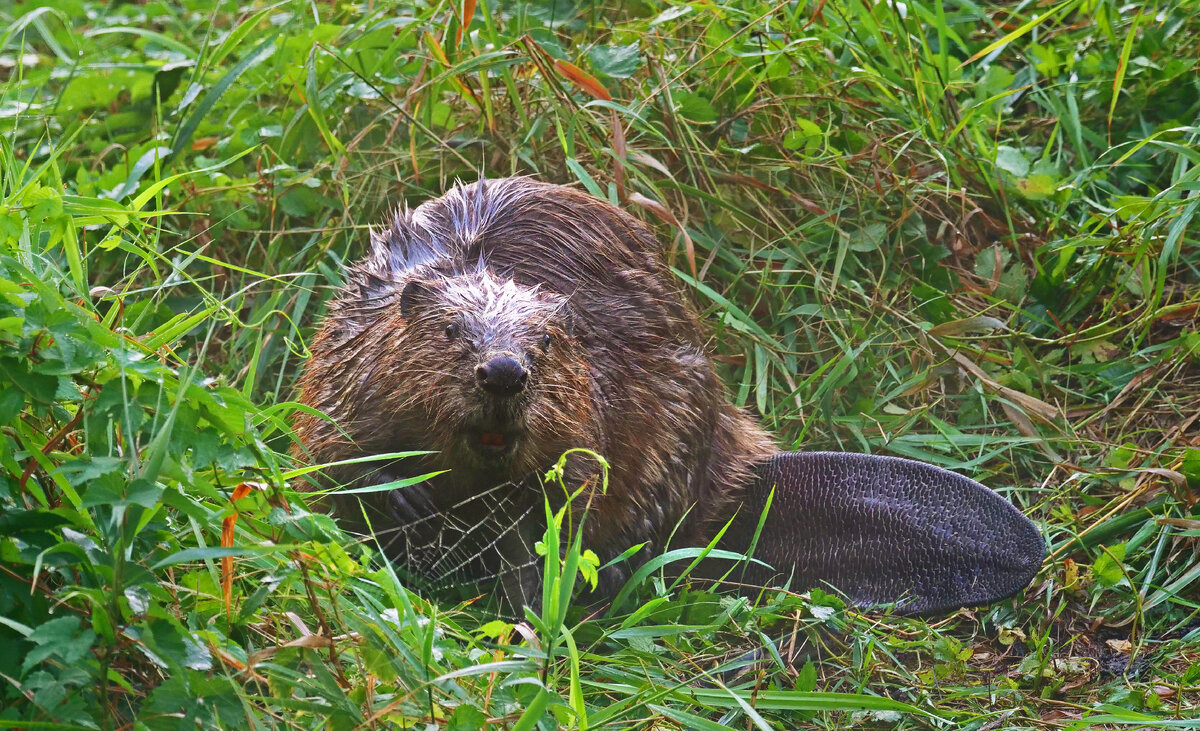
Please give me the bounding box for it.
[466,426,520,459]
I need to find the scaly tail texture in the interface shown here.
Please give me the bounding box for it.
[698,452,1045,614]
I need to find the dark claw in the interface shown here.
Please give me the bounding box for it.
[386,480,439,524]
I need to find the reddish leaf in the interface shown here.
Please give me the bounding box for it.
[221,482,259,616]
[456,0,477,47]
[553,60,612,101]
[611,109,626,200]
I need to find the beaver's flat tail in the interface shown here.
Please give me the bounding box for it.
[696,452,1045,614]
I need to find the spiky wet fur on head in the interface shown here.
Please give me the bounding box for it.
[386,270,593,477]
[296,267,596,486]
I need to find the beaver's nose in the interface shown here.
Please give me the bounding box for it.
[476,356,528,397]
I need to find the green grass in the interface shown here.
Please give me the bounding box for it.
[2,0,1199,727]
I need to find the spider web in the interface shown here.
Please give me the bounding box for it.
[354,474,552,611]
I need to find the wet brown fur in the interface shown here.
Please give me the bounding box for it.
[293,178,778,587]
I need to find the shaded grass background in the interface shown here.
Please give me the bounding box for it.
[1,0,1198,727]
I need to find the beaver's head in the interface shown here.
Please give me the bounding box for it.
[386,270,595,477]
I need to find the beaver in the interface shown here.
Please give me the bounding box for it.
[293,177,776,607]
[294,177,1045,614]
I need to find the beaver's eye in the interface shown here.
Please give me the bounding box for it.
[445,323,460,339]
[540,333,552,351]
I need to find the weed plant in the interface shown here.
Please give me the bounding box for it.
[1,0,1198,728]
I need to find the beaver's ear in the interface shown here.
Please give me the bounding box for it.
[400,279,429,318]
[697,452,1045,615]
